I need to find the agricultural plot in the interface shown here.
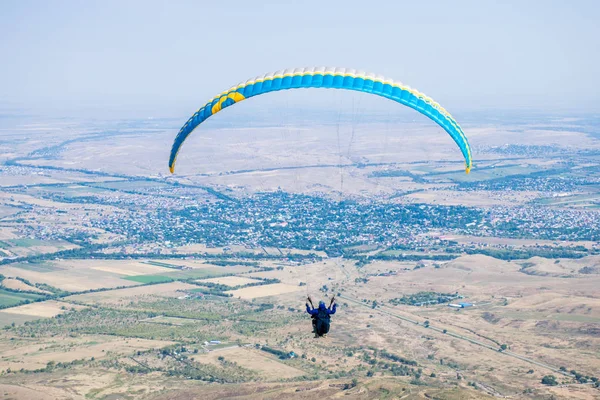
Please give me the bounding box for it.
[124,275,175,284]
[90,260,173,276]
[226,283,301,299]
[0,300,86,318]
[0,261,139,292]
[199,276,261,287]
[0,289,45,308]
[124,266,231,284]
[200,346,305,379]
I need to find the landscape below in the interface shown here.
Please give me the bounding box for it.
[0,113,599,399]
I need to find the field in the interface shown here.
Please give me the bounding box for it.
[124,267,232,284]
[89,260,175,276]
[0,289,44,308]
[0,300,86,318]
[226,283,303,299]
[200,346,306,379]
[0,261,139,292]
[199,276,262,286]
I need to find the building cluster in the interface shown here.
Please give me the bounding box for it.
[3,161,600,255]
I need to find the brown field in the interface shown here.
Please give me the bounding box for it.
[201,346,305,379]
[0,300,86,318]
[226,283,303,299]
[199,276,260,286]
[67,281,198,305]
[88,260,173,276]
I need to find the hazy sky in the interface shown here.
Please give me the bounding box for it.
[1,0,599,116]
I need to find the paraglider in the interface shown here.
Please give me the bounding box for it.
[168,67,473,173]
[306,296,337,338]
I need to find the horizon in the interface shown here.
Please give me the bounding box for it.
[1,0,599,119]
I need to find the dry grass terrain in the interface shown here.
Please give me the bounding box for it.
[200,346,305,379]
[0,300,86,318]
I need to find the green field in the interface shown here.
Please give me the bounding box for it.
[0,289,45,308]
[124,268,231,285]
[143,260,183,269]
[123,275,175,284]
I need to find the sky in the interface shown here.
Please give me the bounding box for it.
[1,0,599,117]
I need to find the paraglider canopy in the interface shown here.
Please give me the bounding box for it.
[169,67,472,174]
